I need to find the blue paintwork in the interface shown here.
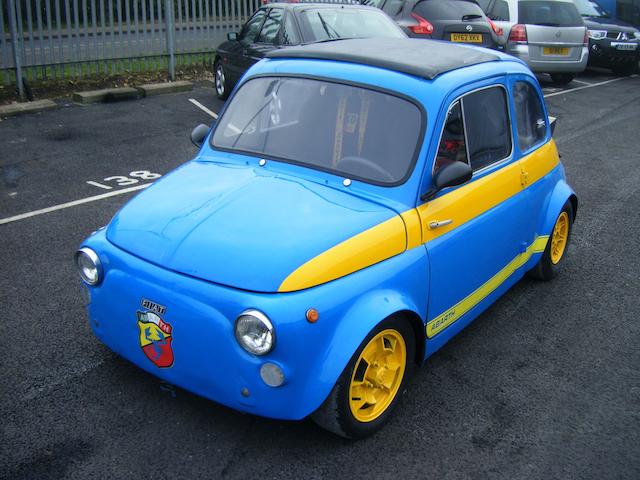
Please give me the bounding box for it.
[80,42,576,420]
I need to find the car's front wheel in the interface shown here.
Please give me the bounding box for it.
[214,60,229,100]
[550,73,574,85]
[530,201,574,280]
[311,315,415,439]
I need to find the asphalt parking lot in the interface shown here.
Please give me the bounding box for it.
[1,70,639,479]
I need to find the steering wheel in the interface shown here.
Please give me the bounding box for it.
[334,156,395,182]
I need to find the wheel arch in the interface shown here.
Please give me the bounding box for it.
[540,179,577,235]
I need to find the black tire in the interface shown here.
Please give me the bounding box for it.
[529,201,574,281]
[550,73,574,85]
[311,315,415,439]
[214,60,229,100]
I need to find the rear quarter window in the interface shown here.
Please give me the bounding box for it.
[518,1,584,26]
[415,0,487,20]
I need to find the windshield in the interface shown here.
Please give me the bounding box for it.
[573,0,610,18]
[296,8,406,42]
[212,77,423,185]
[518,1,584,27]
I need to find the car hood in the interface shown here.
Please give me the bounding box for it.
[583,16,639,33]
[106,158,404,293]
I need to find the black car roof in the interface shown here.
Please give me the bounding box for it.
[267,38,500,80]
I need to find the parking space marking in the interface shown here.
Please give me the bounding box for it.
[189,98,218,119]
[0,184,150,226]
[544,76,635,98]
[571,79,594,85]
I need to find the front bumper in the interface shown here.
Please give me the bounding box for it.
[81,230,352,420]
[588,39,640,68]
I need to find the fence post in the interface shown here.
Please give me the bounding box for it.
[164,0,176,81]
[7,0,25,98]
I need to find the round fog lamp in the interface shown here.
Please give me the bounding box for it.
[260,363,285,387]
[75,247,102,285]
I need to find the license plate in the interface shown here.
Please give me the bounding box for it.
[613,42,638,50]
[543,47,569,56]
[451,33,483,43]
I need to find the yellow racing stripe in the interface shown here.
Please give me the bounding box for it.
[277,141,560,292]
[426,235,549,337]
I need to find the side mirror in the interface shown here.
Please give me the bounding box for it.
[190,123,211,148]
[227,32,238,41]
[549,116,557,135]
[421,161,473,202]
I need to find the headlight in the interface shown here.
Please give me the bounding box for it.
[634,32,640,40]
[234,309,275,356]
[588,30,607,40]
[74,247,102,285]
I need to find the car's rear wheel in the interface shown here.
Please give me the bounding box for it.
[530,201,574,280]
[311,315,415,439]
[550,73,574,85]
[214,60,229,100]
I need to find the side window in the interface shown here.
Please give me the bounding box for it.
[239,9,267,45]
[434,101,468,172]
[256,8,284,44]
[463,87,512,171]
[513,81,546,152]
[281,12,300,45]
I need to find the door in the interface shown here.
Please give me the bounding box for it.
[418,84,531,340]
[228,8,268,83]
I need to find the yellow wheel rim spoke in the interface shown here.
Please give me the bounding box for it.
[349,329,407,423]
[550,211,570,264]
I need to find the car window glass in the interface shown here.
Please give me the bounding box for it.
[415,0,486,20]
[574,0,610,17]
[513,81,546,152]
[462,87,512,171]
[240,9,267,45]
[297,8,405,41]
[518,1,583,26]
[487,0,510,20]
[382,0,405,17]
[212,77,423,185]
[257,8,284,44]
[281,12,300,45]
[434,101,468,172]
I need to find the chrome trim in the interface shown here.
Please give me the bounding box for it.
[429,219,453,229]
[75,247,103,286]
[234,309,276,356]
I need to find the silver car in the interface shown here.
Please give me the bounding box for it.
[484,0,588,84]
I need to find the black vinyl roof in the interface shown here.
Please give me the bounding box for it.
[267,38,501,80]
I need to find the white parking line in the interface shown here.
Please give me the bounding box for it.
[0,184,150,226]
[189,98,218,119]
[544,76,636,98]
[571,79,594,85]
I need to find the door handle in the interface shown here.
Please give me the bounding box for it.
[428,219,453,229]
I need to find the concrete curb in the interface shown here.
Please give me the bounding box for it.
[0,99,58,118]
[136,81,194,97]
[73,87,139,104]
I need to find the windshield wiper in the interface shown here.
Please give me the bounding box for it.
[462,14,483,21]
[316,12,341,39]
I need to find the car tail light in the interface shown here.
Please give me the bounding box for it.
[508,24,527,43]
[409,13,434,35]
[583,29,588,45]
[488,19,503,36]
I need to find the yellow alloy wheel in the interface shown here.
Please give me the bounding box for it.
[349,329,407,423]
[550,211,570,264]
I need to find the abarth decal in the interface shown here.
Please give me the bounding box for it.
[137,301,173,368]
[426,235,549,338]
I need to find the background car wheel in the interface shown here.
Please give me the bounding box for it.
[214,60,229,100]
[550,73,574,85]
[529,201,574,281]
[311,315,415,439]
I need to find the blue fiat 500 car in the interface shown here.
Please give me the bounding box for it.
[76,38,577,439]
